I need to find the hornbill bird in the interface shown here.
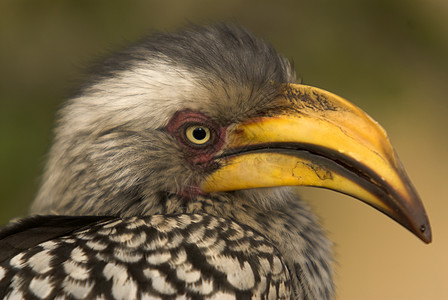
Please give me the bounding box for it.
[0,24,431,299]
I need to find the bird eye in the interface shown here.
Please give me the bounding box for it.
[185,125,211,145]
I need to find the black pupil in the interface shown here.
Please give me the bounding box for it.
[193,127,207,140]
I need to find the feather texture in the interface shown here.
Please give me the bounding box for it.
[0,214,292,299]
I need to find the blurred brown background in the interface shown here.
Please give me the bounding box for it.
[1,0,447,299]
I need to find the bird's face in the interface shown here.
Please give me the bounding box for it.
[159,82,431,243]
[32,25,430,244]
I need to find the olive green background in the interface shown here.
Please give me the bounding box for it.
[1,0,447,299]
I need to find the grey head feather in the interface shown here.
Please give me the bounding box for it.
[31,24,297,216]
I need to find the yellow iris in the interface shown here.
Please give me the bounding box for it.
[185,126,211,145]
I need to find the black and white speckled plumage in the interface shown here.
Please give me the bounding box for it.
[0,214,293,299]
[0,24,334,299]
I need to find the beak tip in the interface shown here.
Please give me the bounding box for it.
[419,223,432,244]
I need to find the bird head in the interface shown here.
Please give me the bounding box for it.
[32,24,431,244]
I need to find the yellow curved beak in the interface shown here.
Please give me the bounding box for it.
[202,84,431,243]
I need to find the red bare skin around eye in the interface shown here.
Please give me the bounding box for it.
[166,110,227,198]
